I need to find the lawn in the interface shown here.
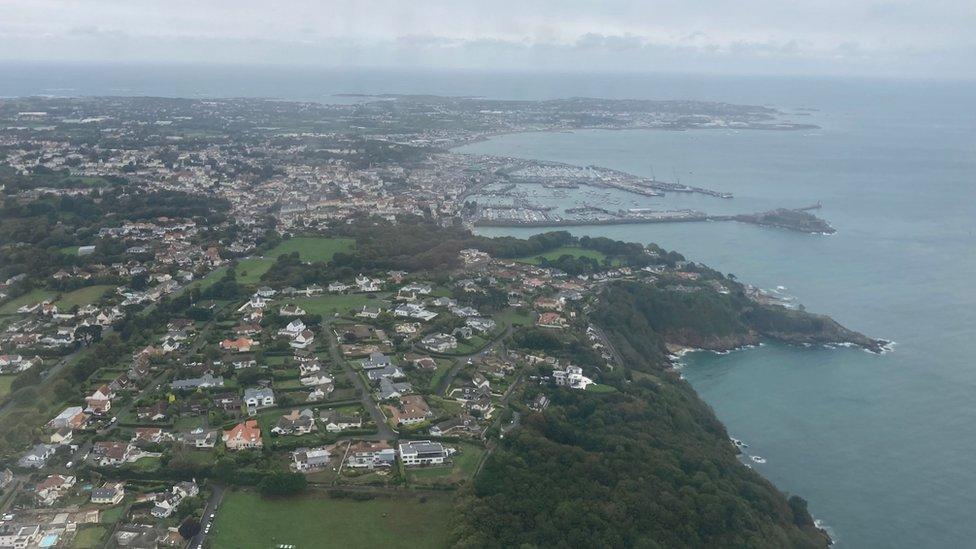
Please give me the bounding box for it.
[98,503,127,524]
[210,489,454,549]
[267,236,355,263]
[55,285,114,309]
[407,443,485,486]
[71,525,108,548]
[230,237,357,286]
[493,308,533,327]
[427,359,454,392]
[0,288,58,315]
[514,245,613,265]
[292,294,383,317]
[0,376,15,400]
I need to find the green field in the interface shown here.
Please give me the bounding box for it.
[268,237,355,263]
[55,285,114,309]
[0,376,15,399]
[292,294,383,317]
[515,245,612,265]
[71,525,108,548]
[211,490,453,549]
[235,257,277,285]
[0,288,58,315]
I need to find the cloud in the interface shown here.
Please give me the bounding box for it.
[0,0,972,78]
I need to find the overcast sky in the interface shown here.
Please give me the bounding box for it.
[1,0,973,78]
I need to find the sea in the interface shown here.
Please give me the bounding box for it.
[3,63,975,548]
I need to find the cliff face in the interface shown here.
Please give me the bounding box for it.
[592,280,886,370]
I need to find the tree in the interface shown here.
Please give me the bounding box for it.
[74,324,103,346]
[258,471,307,496]
[178,517,201,540]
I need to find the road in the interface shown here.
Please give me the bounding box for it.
[433,324,513,397]
[322,319,396,441]
[69,301,233,465]
[189,483,226,549]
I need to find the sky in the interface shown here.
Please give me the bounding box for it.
[0,0,973,79]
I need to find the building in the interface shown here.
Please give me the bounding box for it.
[322,409,362,432]
[292,447,331,471]
[345,441,396,469]
[421,333,458,353]
[398,440,449,467]
[35,474,76,505]
[91,481,126,505]
[552,365,594,390]
[18,443,56,469]
[170,372,224,391]
[272,409,317,436]
[183,428,219,448]
[243,387,275,415]
[223,420,263,450]
[386,395,431,426]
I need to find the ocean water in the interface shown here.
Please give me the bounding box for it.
[460,87,976,547]
[3,64,975,547]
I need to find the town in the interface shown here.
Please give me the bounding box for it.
[0,95,854,548]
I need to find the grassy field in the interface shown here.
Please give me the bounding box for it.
[71,525,108,548]
[268,237,355,262]
[55,285,114,309]
[292,294,383,317]
[211,490,454,549]
[515,245,612,265]
[493,308,533,328]
[235,257,277,285]
[0,376,15,399]
[0,288,59,315]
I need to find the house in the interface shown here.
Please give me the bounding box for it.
[223,420,263,450]
[92,441,137,466]
[47,406,87,429]
[0,524,41,548]
[451,306,480,318]
[170,372,224,391]
[290,329,316,349]
[272,409,317,436]
[278,319,306,338]
[132,427,169,444]
[395,322,421,334]
[328,281,351,293]
[220,337,256,352]
[398,440,449,467]
[35,474,75,505]
[360,352,392,370]
[280,304,306,319]
[183,428,219,448]
[529,394,550,412]
[553,365,594,390]
[292,447,331,471]
[300,374,333,388]
[537,312,567,329]
[421,333,457,353]
[19,443,57,468]
[50,427,73,445]
[377,378,413,401]
[466,317,497,333]
[136,401,168,422]
[256,287,276,298]
[356,305,383,319]
[91,481,125,505]
[386,395,431,426]
[345,441,396,468]
[85,384,114,415]
[322,409,362,432]
[367,364,405,382]
[430,415,480,437]
[243,387,275,415]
